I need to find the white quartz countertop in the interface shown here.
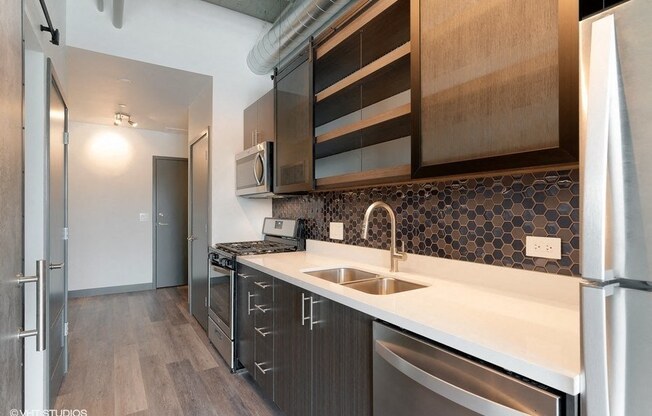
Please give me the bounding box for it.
[238,240,581,395]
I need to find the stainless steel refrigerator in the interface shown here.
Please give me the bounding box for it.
[580,1,652,415]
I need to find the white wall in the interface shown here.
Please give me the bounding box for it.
[66,0,274,244]
[68,122,187,292]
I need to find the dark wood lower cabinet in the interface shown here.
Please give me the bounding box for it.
[237,264,275,399]
[273,280,312,416]
[312,294,373,416]
[238,267,374,416]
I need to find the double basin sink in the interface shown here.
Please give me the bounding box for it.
[304,267,427,295]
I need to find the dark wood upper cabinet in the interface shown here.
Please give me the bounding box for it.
[411,0,579,179]
[274,47,314,194]
[312,0,413,189]
[243,89,275,150]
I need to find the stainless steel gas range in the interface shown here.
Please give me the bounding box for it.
[207,218,304,371]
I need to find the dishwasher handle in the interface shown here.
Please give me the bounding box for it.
[375,340,529,416]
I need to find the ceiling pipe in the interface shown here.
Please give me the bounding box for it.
[97,0,104,12]
[247,0,354,75]
[113,0,125,29]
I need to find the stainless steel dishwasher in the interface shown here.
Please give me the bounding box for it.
[373,322,563,416]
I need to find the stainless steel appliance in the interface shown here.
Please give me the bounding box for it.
[372,322,564,415]
[207,218,304,370]
[580,1,652,415]
[236,141,273,197]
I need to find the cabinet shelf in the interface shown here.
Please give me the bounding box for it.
[316,0,404,61]
[315,103,411,158]
[316,164,411,190]
[315,42,410,104]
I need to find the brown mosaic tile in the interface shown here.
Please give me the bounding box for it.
[273,170,581,276]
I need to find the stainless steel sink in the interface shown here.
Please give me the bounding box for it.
[341,277,427,295]
[304,267,379,284]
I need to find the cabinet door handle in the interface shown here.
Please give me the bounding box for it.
[255,361,271,374]
[254,326,272,337]
[301,292,311,326]
[255,304,271,313]
[238,273,251,279]
[309,297,323,331]
[247,291,255,315]
[254,281,271,289]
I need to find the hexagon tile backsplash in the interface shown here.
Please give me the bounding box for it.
[273,170,580,276]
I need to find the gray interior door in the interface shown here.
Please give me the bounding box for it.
[0,0,25,411]
[155,157,189,288]
[189,132,210,331]
[47,61,68,407]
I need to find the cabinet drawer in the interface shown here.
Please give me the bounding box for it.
[254,331,274,398]
[253,275,274,304]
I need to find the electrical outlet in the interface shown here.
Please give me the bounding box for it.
[526,236,562,260]
[329,222,344,240]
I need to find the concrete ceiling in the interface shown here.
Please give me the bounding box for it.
[201,0,291,23]
[66,47,211,133]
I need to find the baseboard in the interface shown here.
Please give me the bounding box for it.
[69,282,154,298]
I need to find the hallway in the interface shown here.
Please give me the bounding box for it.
[54,287,282,416]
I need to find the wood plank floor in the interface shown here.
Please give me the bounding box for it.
[55,287,283,416]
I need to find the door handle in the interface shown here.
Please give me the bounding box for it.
[187,235,197,241]
[158,222,169,226]
[17,259,47,351]
[49,262,64,270]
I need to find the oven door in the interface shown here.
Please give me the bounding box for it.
[208,263,234,338]
[235,142,272,197]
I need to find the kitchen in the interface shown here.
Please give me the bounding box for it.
[0,0,650,415]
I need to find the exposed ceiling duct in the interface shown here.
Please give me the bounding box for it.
[247,0,354,75]
[113,0,125,29]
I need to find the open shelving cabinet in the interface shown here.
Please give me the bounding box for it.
[312,0,412,189]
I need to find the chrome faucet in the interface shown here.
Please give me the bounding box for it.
[362,201,407,272]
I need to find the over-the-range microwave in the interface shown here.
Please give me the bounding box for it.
[235,141,274,198]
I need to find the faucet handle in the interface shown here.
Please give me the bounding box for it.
[397,240,407,260]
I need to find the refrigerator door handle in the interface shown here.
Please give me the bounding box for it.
[582,284,615,416]
[582,14,620,282]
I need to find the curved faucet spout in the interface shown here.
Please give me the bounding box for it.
[361,201,407,272]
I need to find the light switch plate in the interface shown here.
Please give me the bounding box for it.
[139,213,149,222]
[526,236,561,260]
[329,222,344,240]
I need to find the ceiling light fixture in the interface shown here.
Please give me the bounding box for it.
[114,112,138,128]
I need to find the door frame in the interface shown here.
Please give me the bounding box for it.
[44,58,69,407]
[188,128,211,314]
[152,155,189,289]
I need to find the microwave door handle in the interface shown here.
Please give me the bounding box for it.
[253,153,265,186]
[375,341,528,416]
[582,14,619,282]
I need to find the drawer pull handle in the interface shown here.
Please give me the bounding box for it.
[255,304,271,313]
[238,273,251,279]
[255,361,271,374]
[254,281,272,289]
[255,326,272,337]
